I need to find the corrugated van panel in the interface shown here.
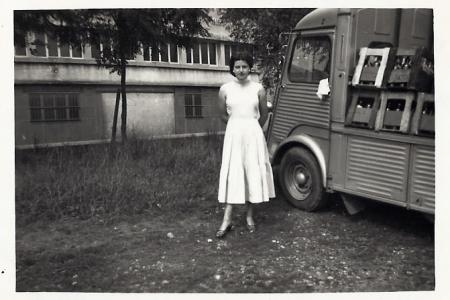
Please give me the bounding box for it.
[346,137,409,201]
[409,145,435,211]
[271,83,330,140]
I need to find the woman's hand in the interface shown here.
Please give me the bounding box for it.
[218,86,229,124]
[258,86,268,128]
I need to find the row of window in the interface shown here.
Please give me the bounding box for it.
[15,32,250,66]
[29,93,80,122]
[15,33,84,59]
[27,93,205,122]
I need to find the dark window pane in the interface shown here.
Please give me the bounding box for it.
[151,44,159,61]
[225,45,231,66]
[194,94,202,106]
[194,106,202,117]
[43,95,54,107]
[143,46,150,61]
[201,43,208,64]
[102,43,112,57]
[30,109,42,121]
[170,43,178,62]
[231,45,237,57]
[91,43,101,59]
[29,94,40,107]
[55,95,65,107]
[125,47,134,60]
[185,106,193,117]
[60,43,70,57]
[160,44,168,62]
[56,108,66,119]
[14,33,27,56]
[186,47,192,63]
[33,33,46,57]
[72,44,82,58]
[69,108,79,119]
[47,35,58,57]
[185,94,193,106]
[15,44,27,56]
[209,43,216,65]
[193,44,200,64]
[68,94,78,106]
[44,108,55,120]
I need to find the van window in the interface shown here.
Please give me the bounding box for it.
[288,36,331,83]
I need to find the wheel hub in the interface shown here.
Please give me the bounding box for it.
[295,171,307,186]
[290,165,311,198]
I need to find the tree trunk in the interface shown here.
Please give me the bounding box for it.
[120,62,127,142]
[111,88,121,144]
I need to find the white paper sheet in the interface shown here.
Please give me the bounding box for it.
[316,78,330,100]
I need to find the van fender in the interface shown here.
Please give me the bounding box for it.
[274,134,327,188]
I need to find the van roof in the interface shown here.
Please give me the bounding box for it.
[295,8,341,30]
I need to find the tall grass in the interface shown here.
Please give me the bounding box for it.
[15,134,224,226]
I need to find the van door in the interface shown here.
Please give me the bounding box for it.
[269,30,334,159]
[268,30,335,211]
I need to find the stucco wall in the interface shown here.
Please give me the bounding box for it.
[14,58,259,147]
[15,85,104,146]
[173,87,226,135]
[14,59,254,87]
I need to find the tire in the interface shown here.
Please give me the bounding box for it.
[279,147,327,211]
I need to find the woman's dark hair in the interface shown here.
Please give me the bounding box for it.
[229,51,254,76]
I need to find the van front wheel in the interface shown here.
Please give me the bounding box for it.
[279,147,327,211]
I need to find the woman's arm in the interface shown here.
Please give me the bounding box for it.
[258,86,268,128]
[218,86,229,124]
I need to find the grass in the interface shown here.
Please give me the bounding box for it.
[15,134,435,292]
[15,134,224,226]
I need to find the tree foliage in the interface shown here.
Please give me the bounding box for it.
[14,9,211,141]
[218,8,314,88]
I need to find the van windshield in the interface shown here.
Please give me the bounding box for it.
[288,36,331,83]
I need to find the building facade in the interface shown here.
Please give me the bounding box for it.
[14,22,259,148]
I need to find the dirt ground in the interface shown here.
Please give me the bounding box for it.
[15,191,434,293]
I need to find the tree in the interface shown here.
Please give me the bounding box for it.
[14,9,211,142]
[218,8,313,89]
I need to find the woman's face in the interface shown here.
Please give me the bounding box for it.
[233,60,250,81]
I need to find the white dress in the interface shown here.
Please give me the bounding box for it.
[218,79,276,204]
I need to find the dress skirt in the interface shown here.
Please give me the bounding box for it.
[218,117,275,204]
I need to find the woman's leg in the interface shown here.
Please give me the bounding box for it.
[246,202,255,226]
[219,204,233,230]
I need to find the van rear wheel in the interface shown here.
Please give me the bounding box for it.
[279,147,327,211]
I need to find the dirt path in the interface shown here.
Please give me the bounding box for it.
[16,196,434,292]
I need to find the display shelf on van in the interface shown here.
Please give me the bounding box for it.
[345,88,381,129]
[386,47,434,92]
[410,93,434,136]
[351,47,391,88]
[375,91,416,133]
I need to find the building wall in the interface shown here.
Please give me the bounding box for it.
[14,59,236,87]
[100,91,176,139]
[15,85,104,146]
[174,87,226,135]
[14,35,260,148]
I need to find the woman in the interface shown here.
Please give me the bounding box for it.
[216,51,276,238]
